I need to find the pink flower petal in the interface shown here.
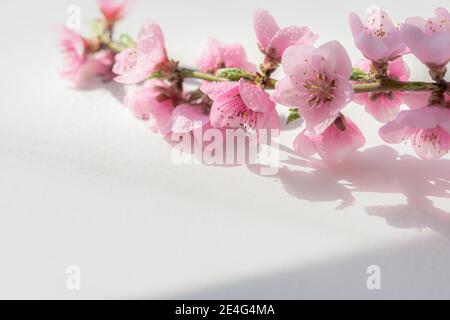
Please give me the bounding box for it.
[411,127,450,160]
[222,43,257,72]
[253,8,280,51]
[123,80,173,133]
[197,38,256,73]
[294,117,366,162]
[197,38,223,73]
[113,20,167,84]
[401,9,450,67]
[166,104,210,134]
[262,110,281,131]
[281,45,316,78]
[209,95,263,130]
[293,130,316,158]
[298,105,340,135]
[315,40,353,79]
[402,92,430,109]
[349,12,365,39]
[329,76,354,111]
[200,81,239,101]
[58,27,88,83]
[350,8,407,63]
[269,26,318,59]
[239,79,275,113]
[364,93,403,123]
[97,0,128,22]
[271,77,309,107]
[388,57,410,81]
[355,32,389,62]
[315,117,365,163]
[379,107,450,144]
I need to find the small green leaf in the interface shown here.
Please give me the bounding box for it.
[120,34,135,48]
[286,108,301,125]
[90,19,105,38]
[215,68,254,81]
[350,67,372,81]
[148,71,164,79]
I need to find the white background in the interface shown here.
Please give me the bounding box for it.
[0,0,449,299]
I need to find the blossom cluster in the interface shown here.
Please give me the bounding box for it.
[59,1,450,162]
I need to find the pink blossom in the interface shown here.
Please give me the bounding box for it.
[123,79,174,133]
[354,58,410,122]
[113,20,167,84]
[379,106,450,160]
[294,116,366,163]
[200,79,280,132]
[349,6,407,63]
[97,0,128,23]
[58,27,88,83]
[401,7,450,68]
[197,38,256,73]
[272,41,353,134]
[253,8,318,60]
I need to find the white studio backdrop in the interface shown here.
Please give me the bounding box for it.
[0,0,449,299]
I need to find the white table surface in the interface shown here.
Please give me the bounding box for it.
[0,0,449,299]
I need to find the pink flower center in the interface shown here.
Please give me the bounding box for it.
[304,73,337,107]
[217,95,259,131]
[411,127,448,156]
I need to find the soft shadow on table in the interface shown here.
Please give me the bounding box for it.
[70,77,126,104]
[158,234,450,299]
[159,235,450,299]
[249,145,450,238]
[152,145,450,299]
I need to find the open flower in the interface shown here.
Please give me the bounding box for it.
[294,115,366,163]
[349,6,407,63]
[354,58,410,122]
[123,79,174,133]
[379,106,450,160]
[97,0,128,23]
[58,27,116,86]
[253,8,318,61]
[58,27,88,83]
[401,7,450,69]
[113,20,167,84]
[272,41,353,134]
[197,38,256,74]
[200,79,280,132]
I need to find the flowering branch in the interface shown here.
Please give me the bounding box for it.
[59,1,450,163]
[175,67,447,95]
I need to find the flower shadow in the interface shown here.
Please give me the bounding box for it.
[258,145,450,238]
